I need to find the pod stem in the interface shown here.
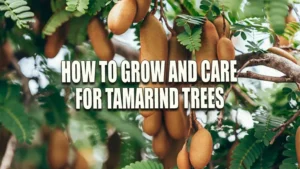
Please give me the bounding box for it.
[159,0,176,36]
[151,0,159,14]
[221,8,226,37]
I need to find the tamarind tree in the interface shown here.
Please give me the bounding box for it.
[0,0,300,169]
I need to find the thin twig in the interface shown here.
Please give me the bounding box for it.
[239,71,294,83]
[270,110,300,144]
[0,136,17,169]
[151,0,158,14]
[218,85,233,128]
[159,0,176,36]
[232,85,257,107]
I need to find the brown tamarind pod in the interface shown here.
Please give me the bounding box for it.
[139,83,163,117]
[47,129,69,169]
[267,47,297,64]
[164,95,188,139]
[108,0,137,35]
[44,24,67,58]
[190,128,213,169]
[163,138,185,169]
[73,152,89,169]
[0,41,13,71]
[296,127,300,165]
[88,17,115,61]
[213,15,230,38]
[168,35,190,61]
[134,0,151,22]
[226,141,239,168]
[177,143,190,169]
[152,126,171,159]
[217,36,235,61]
[142,110,162,136]
[140,14,168,62]
[196,19,219,76]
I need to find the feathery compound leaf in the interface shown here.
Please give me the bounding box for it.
[67,15,91,45]
[279,136,298,169]
[38,86,69,128]
[252,143,280,169]
[0,81,34,143]
[42,10,73,36]
[66,0,89,13]
[254,114,278,146]
[282,22,300,41]
[87,0,108,15]
[0,0,34,28]
[182,0,199,16]
[230,130,265,169]
[122,161,163,169]
[177,26,202,52]
[268,0,289,35]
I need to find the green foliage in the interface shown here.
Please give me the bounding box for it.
[181,0,199,16]
[243,0,265,19]
[38,86,69,128]
[66,0,89,13]
[122,161,163,169]
[254,114,279,146]
[279,135,298,169]
[230,131,265,169]
[268,0,289,35]
[42,10,73,36]
[87,0,108,15]
[0,81,34,143]
[67,15,91,45]
[51,0,66,13]
[252,144,280,169]
[220,0,243,14]
[175,14,205,51]
[199,0,220,20]
[0,0,35,28]
[282,22,300,41]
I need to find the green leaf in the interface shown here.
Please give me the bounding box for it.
[241,32,247,40]
[0,81,35,143]
[42,10,73,36]
[66,0,89,13]
[182,0,199,16]
[268,0,289,35]
[67,15,91,45]
[0,0,35,28]
[87,0,108,15]
[279,136,298,169]
[252,142,281,169]
[282,87,293,94]
[177,26,202,51]
[230,130,265,169]
[122,161,163,169]
[38,86,69,128]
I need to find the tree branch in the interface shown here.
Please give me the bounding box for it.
[232,85,257,107]
[111,38,139,61]
[270,110,300,144]
[239,71,294,83]
[235,53,300,83]
[0,136,17,169]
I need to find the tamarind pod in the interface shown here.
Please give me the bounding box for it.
[213,15,230,38]
[168,35,190,61]
[278,36,290,47]
[267,47,297,64]
[47,129,69,169]
[0,41,13,71]
[296,127,300,165]
[73,152,89,169]
[196,19,219,76]
[88,17,115,61]
[44,24,67,58]
[164,95,188,139]
[163,138,185,169]
[177,143,190,169]
[226,141,239,168]
[190,128,213,169]
[217,36,235,61]
[286,12,297,23]
[139,83,164,117]
[108,0,137,35]
[134,0,151,22]
[142,111,162,136]
[140,14,168,62]
[152,126,171,159]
